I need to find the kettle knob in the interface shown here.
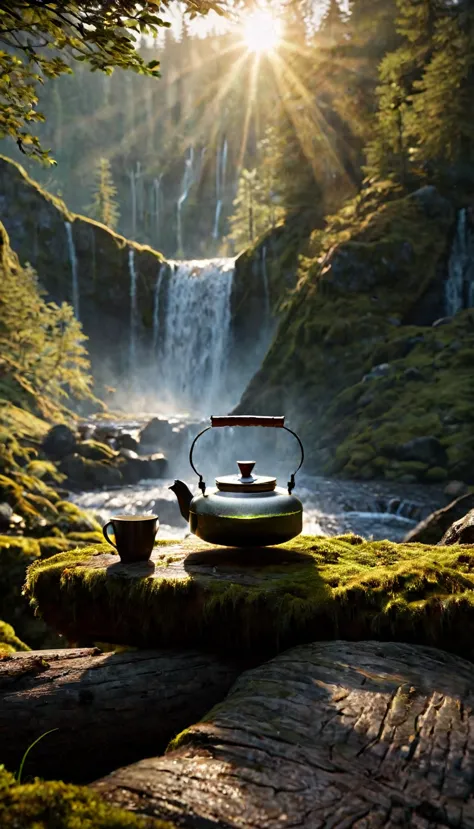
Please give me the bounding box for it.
[237,460,256,479]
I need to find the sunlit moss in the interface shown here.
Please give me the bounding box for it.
[24,535,474,658]
[0,620,29,654]
[0,766,174,828]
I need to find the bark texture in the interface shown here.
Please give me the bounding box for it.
[441,508,474,545]
[93,640,474,828]
[0,647,241,783]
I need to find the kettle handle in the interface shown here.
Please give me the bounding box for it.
[189,418,304,495]
[211,416,285,428]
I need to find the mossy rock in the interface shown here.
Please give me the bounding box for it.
[24,534,474,660]
[236,186,474,484]
[75,440,117,462]
[0,535,61,649]
[55,501,102,534]
[0,767,173,828]
[38,537,82,559]
[0,620,29,655]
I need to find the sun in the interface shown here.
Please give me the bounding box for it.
[242,9,282,54]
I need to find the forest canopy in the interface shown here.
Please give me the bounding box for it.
[0,0,224,162]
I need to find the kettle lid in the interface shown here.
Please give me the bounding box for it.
[216,461,276,493]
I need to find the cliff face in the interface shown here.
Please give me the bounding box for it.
[236,186,474,484]
[0,155,165,391]
[0,156,295,400]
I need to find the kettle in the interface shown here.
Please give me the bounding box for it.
[169,415,304,547]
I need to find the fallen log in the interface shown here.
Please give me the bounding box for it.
[25,536,474,659]
[0,646,241,783]
[93,640,474,828]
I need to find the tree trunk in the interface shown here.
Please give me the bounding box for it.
[0,647,241,784]
[93,640,474,828]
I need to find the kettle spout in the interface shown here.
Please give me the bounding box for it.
[169,480,193,522]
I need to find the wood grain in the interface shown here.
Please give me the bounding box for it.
[93,640,474,828]
[0,647,241,783]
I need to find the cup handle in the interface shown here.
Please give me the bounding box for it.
[102,521,118,550]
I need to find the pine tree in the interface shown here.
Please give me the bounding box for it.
[88,158,120,230]
[366,0,474,187]
[319,0,345,44]
[0,223,92,404]
[407,7,474,173]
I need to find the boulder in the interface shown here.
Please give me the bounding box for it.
[59,454,123,490]
[408,185,452,218]
[139,417,174,453]
[117,432,140,453]
[444,479,468,499]
[362,362,391,382]
[405,493,474,544]
[76,440,117,462]
[119,447,139,460]
[93,640,474,828]
[396,435,447,467]
[120,453,167,485]
[440,508,474,545]
[0,502,13,530]
[42,424,77,460]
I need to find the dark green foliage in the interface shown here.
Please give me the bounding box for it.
[367,0,474,189]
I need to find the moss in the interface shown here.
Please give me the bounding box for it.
[166,727,193,754]
[0,766,174,828]
[0,620,30,654]
[23,535,474,659]
[66,531,104,544]
[26,460,66,485]
[75,440,117,461]
[55,501,102,533]
[236,187,474,482]
[38,537,82,559]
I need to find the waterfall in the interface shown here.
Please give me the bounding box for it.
[157,258,235,413]
[213,138,228,240]
[261,244,270,319]
[65,221,79,319]
[212,200,223,240]
[129,248,138,372]
[128,162,142,239]
[152,267,165,351]
[445,208,474,315]
[153,175,163,244]
[176,147,195,255]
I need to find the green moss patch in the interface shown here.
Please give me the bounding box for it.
[24,535,474,659]
[0,621,29,654]
[236,186,474,482]
[0,766,173,828]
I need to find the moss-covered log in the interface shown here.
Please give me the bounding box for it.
[0,646,241,783]
[25,536,474,660]
[93,640,474,828]
[0,767,173,829]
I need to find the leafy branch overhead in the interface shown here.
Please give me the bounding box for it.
[0,0,224,163]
